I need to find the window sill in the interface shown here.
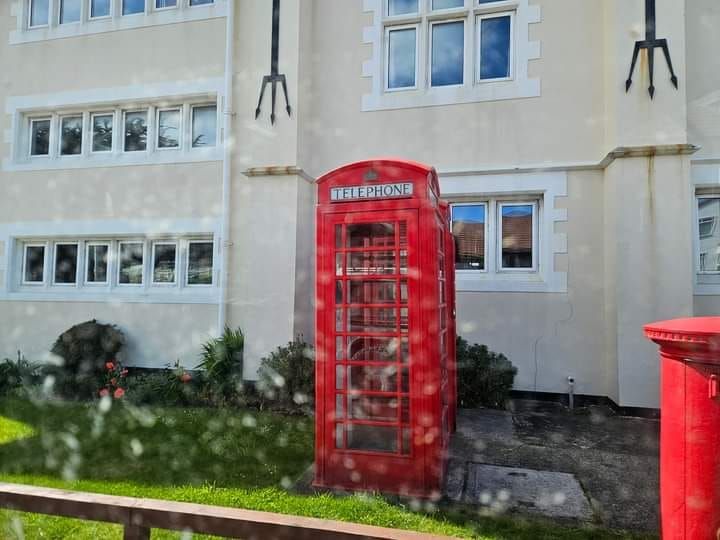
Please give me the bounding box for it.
[1,289,219,305]
[456,273,565,293]
[10,2,227,45]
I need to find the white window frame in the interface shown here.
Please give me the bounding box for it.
[59,0,83,25]
[151,241,178,286]
[21,242,47,285]
[497,200,538,273]
[155,107,182,151]
[117,240,145,287]
[450,202,488,273]
[28,0,51,28]
[121,0,146,16]
[430,0,465,13]
[384,24,420,92]
[186,239,215,287]
[695,194,720,277]
[84,241,111,285]
[52,241,80,286]
[429,18,466,89]
[190,103,218,149]
[90,111,115,154]
[88,0,113,20]
[58,113,84,157]
[122,110,149,153]
[475,11,515,83]
[699,216,716,239]
[188,0,214,7]
[28,117,52,158]
[154,0,177,11]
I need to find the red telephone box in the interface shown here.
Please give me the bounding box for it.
[314,159,456,498]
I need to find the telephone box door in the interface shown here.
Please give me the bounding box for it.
[320,209,424,491]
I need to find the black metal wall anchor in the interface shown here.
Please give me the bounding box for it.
[255,0,292,124]
[625,0,679,99]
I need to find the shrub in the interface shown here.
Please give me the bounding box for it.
[98,360,129,400]
[0,352,40,397]
[456,336,517,409]
[126,363,200,407]
[49,320,125,399]
[197,327,244,403]
[258,338,314,411]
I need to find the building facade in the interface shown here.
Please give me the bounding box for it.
[0,0,718,409]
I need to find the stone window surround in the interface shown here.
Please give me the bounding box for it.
[10,0,227,45]
[362,0,541,112]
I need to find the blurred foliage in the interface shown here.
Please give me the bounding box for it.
[49,320,125,400]
[456,336,517,409]
[257,338,314,413]
[197,327,245,404]
[0,353,41,398]
[126,362,203,407]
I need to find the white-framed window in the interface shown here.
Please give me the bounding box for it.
[118,241,145,285]
[696,196,720,275]
[89,0,112,19]
[189,0,214,6]
[363,0,540,111]
[85,242,110,284]
[156,108,182,150]
[122,0,145,15]
[156,0,177,9]
[91,112,114,153]
[29,117,51,157]
[28,0,50,27]
[123,110,148,152]
[59,115,83,156]
[451,198,538,278]
[191,104,218,148]
[186,240,214,286]
[151,241,178,285]
[59,0,82,24]
[22,243,47,284]
[52,242,79,285]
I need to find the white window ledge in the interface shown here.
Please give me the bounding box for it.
[362,0,541,112]
[10,1,227,45]
[441,171,568,294]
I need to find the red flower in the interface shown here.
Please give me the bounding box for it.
[180,373,192,383]
[105,362,115,371]
[114,388,125,399]
[99,388,110,398]
[110,378,117,386]
[121,369,129,377]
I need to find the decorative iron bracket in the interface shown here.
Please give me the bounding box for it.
[625,0,679,99]
[255,0,292,124]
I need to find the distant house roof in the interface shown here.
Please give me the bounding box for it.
[452,215,532,258]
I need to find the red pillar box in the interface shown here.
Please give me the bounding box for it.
[644,317,720,540]
[314,159,456,498]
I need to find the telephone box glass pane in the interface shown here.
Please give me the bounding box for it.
[348,307,397,333]
[349,396,399,422]
[399,250,408,274]
[347,425,399,453]
[335,225,342,248]
[347,223,395,248]
[349,280,397,304]
[348,365,398,392]
[336,309,344,331]
[336,366,344,390]
[336,395,345,419]
[402,428,411,455]
[335,424,344,449]
[348,337,399,362]
[336,281,344,303]
[348,252,396,275]
[335,253,343,276]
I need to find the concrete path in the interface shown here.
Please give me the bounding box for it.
[448,400,659,532]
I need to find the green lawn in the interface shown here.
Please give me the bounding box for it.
[0,398,653,539]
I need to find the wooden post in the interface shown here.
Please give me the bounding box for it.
[123,524,150,540]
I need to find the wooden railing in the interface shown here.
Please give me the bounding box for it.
[0,482,456,540]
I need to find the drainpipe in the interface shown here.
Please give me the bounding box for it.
[217,0,235,334]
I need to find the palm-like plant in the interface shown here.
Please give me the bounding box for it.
[197,327,244,402]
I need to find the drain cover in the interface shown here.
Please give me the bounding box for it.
[464,463,593,521]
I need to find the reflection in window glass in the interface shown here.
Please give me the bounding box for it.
[152,243,177,284]
[60,116,83,156]
[86,244,109,283]
[157,109,181,149]
[192,106,217,148]
[431,21,464,86]
[54,244,78,284]
[346,424,398,453]
[387,0,417,16]
[119,242,144,284]
[122,0,145,15]
[501,204,533,269]
[124,111,148,152]
[30,0,49,26]
[24,246,45,283]
[347,223,395,247]
[387,28,417,89]
[188,242,214,285]
[479,15,512,80]
[697,198,720,272]
[91,0,111,18]
[189,0,214,5]
[92,114,113,152]
[60,0,81,23]
[433,0,463,9]
[156,0,177,7]
[30,119,50,156]
[452,205,486,270]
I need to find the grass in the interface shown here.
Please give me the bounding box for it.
[0,398,654,539]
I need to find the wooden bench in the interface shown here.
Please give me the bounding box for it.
[0,482,457,540]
